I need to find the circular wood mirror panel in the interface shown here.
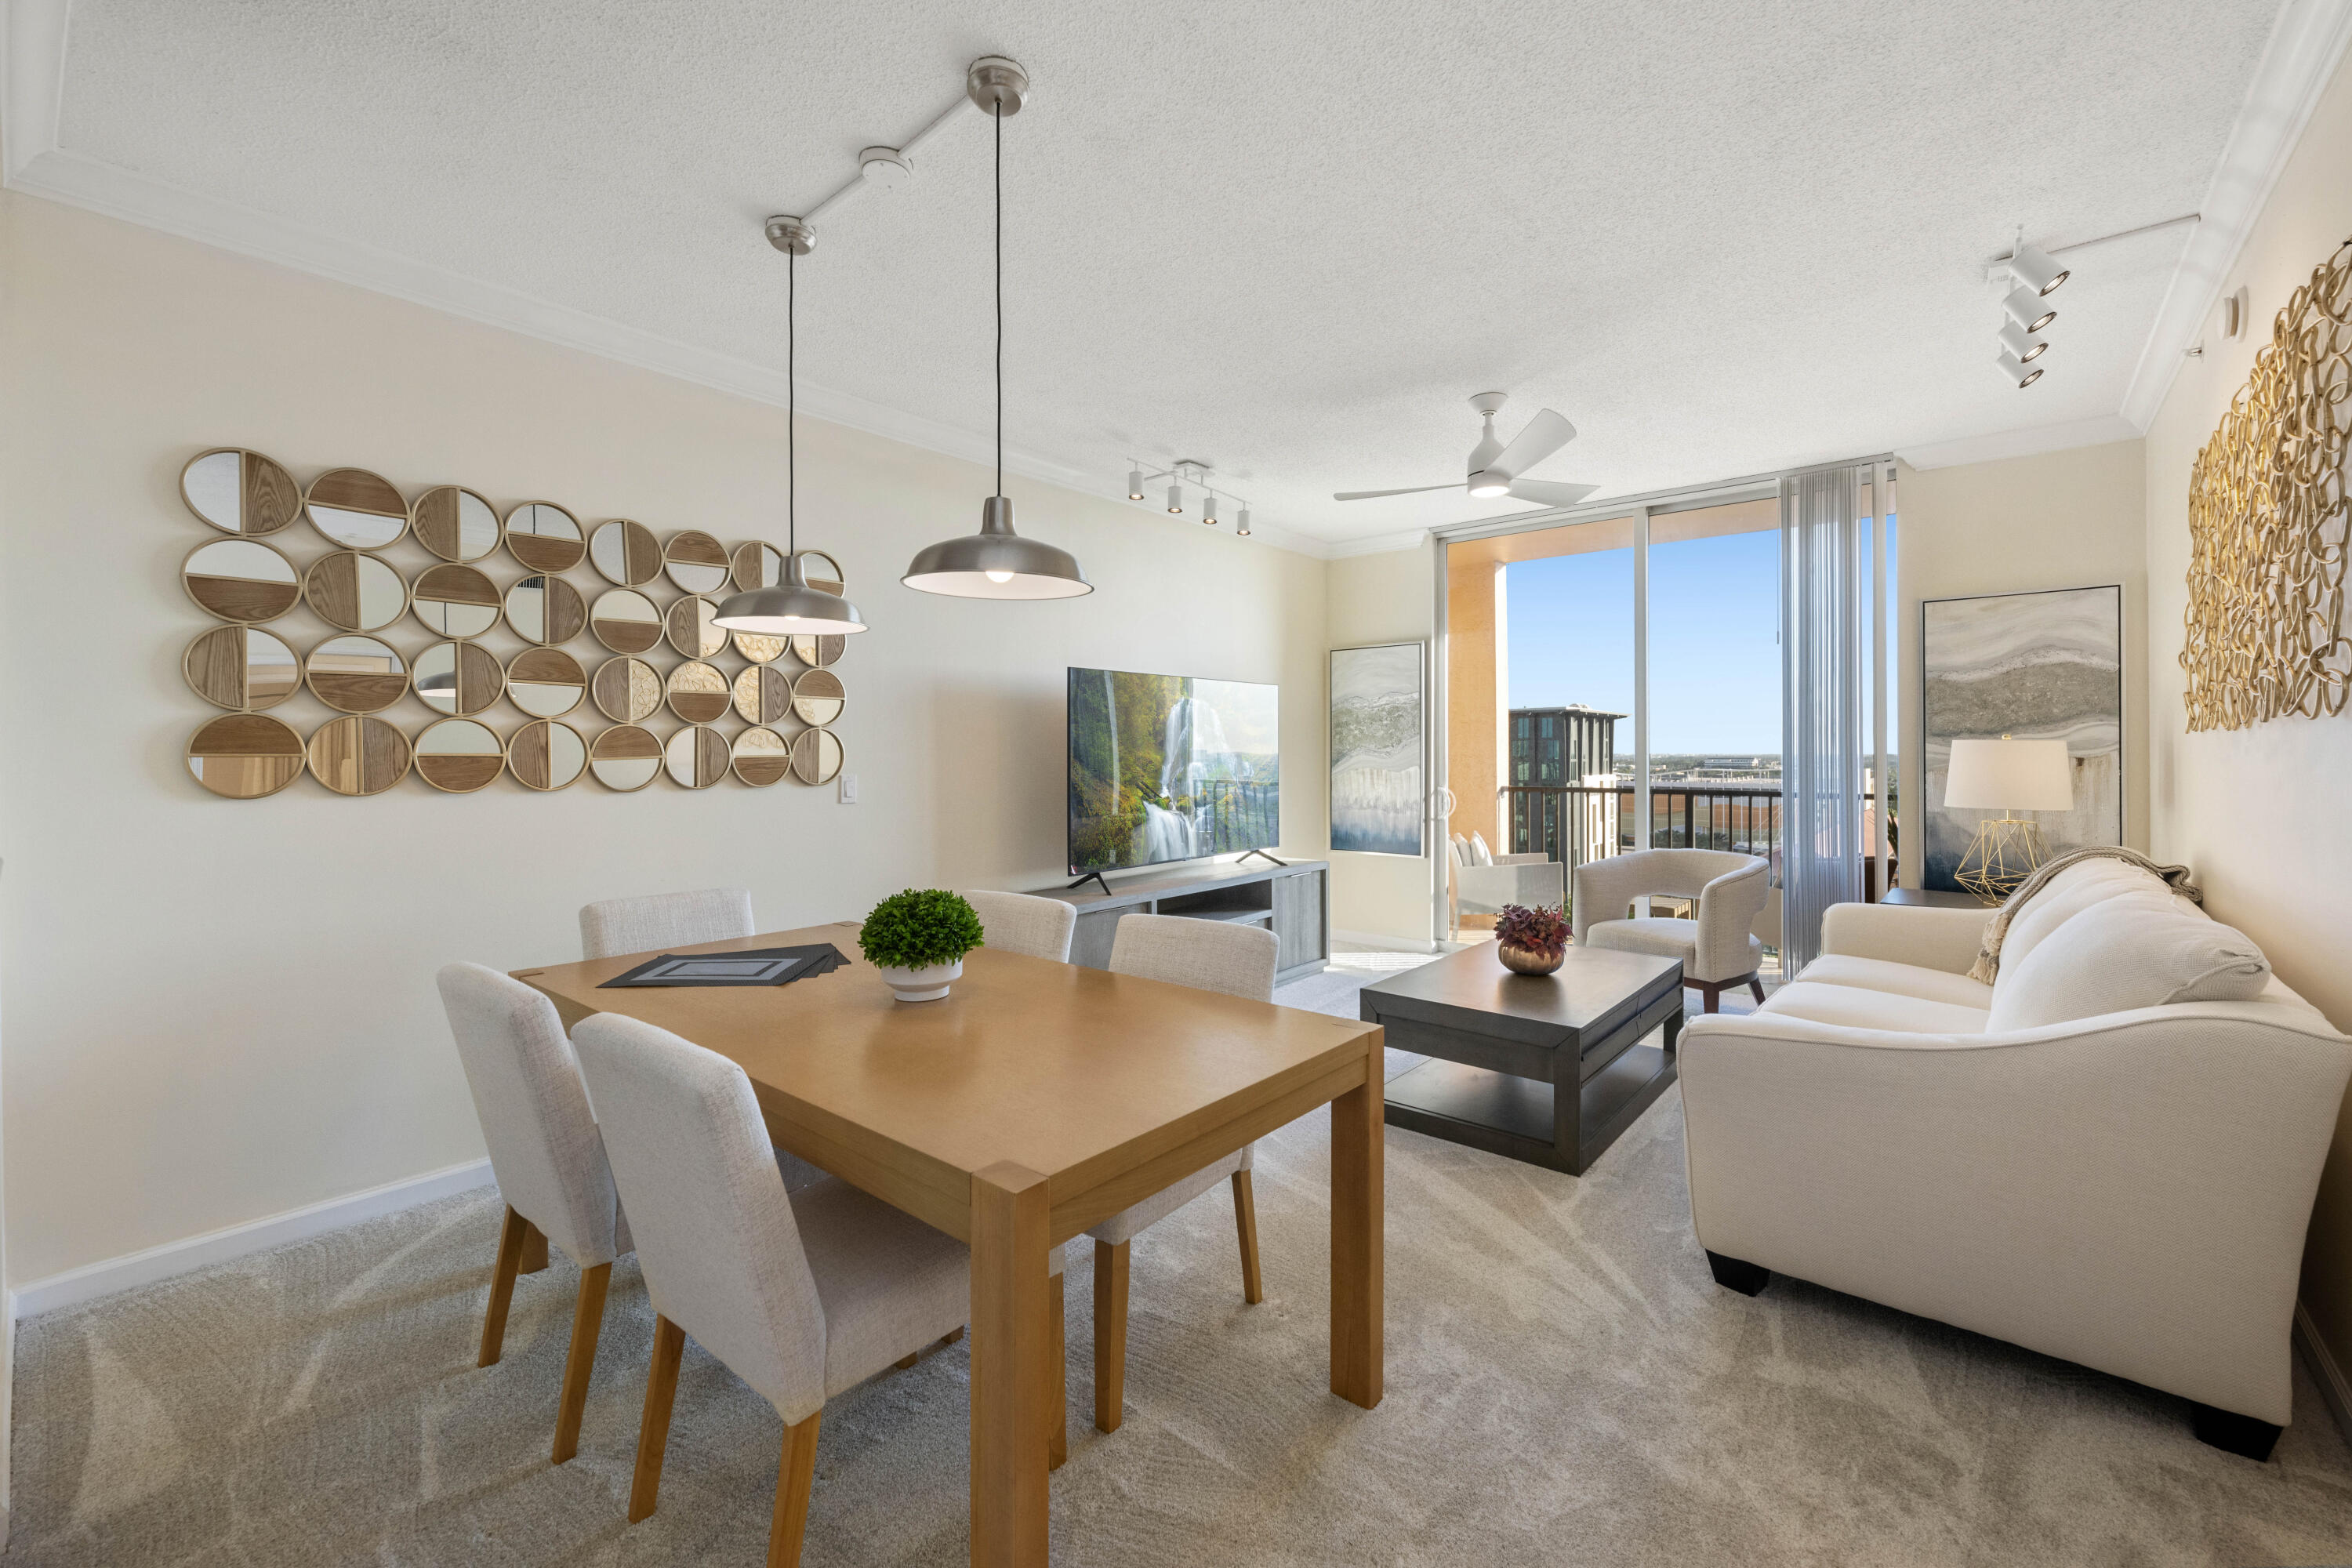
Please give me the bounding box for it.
[591,655,662,722]
[590,588,663,653]
[506,648,587,717]
[184,625,299,711]
[790,633,844,669]
[733,630,788,664]
[184,538,302,623]
[182,449,300,536]
[791,726,844,786]
[590,724,662,791]
[187,713,306,798]
[665,724,730,789]
[308,714,412,796]
[590,519,662,586]
[505,502,586,572]
[791,668,844,727]
[307,634,408,714]
[794,550,846,594]
[663,529,731,594]
[665,660,730,724]
[414,718,506,793]
[509,719,587,790]
[731,541,786,590]
[411,563,503,637]
[506,575,586,646]
[412,486,503,563]
[304,468,408,550]
[414,640,504,716]
[731,726,791,786]
[666,595,728,659]
[307,550,409,633]
[732,663,792,726]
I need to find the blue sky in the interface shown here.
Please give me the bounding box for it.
[1504,527,1897,755]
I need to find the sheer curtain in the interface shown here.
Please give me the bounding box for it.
[1780,466,1867,973]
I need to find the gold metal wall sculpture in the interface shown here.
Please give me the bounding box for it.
[2181,238,2352,730]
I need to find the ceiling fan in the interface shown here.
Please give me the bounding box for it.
[1334,392,1599,508]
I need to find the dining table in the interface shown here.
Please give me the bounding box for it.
[515,922,1386,1567]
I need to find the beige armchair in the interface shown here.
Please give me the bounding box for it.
[1573,848,1771,1011]
[1449,833,1566,920]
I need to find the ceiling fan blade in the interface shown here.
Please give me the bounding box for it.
[1332,483,1463,501]
[1490,409,1575,480]
[1505,477,1600,507]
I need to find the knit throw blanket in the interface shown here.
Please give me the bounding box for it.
[1965,845,2204,984]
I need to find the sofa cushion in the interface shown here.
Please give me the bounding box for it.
[1795,953,1996,1011]
[1467,832,1494,866]
[1758,980,1989,1034]
[1985,891,2271,1032]
[1997,858,2168,975]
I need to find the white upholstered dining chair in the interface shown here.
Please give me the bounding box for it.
[437,961,633,1465]
[579,886,756,960]
[961,888,1077,963]
[574,1014,1066,1563]
[1573,848,1772,1011]
[1089,913,1279,1433]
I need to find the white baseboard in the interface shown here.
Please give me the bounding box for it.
[8,1158,495,1321]
[2295,1299,2352,1443]
[1332,927,1438,953]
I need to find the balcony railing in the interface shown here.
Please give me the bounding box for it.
[1502,782,1891,903]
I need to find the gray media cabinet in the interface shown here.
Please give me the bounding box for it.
[1029,858,1330,986]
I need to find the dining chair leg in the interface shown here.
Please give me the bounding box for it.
[1093,1239,1128,1434]
[629,1315,687,1523]
[768,1410,822,1568]
[478,1205,530,1368]
[1232,1171,1265,1305]
[552,1261,613,1464]
[519,1221,550,1275]
[1048,1275,1069,1470]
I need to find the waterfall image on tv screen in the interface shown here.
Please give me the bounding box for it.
[1068,668,1279,873]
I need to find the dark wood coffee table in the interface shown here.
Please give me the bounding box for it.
[1360,944,1683,1175]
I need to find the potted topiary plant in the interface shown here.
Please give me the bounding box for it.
[1494,902,1570,976]
[858,888,986,1001]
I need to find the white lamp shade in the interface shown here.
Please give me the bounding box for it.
[1944,737,2074,812]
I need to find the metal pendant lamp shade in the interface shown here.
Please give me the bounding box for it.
[902,56,1092,602]
[713,217,869,639]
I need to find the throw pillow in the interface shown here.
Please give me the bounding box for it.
[1467,833,1494,866]
[1984,890,2270,1032]
[1995,858,2167,977]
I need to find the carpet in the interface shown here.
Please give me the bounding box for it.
[10,963,2352,1565]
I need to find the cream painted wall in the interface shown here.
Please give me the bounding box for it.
[1893,441,2151,884]
[0,192,1328,1285]
[1326,544,1437,946]
[2143,50,2352,1389]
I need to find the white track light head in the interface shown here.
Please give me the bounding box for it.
[1203,493,1218,525]
[1997,349,2044,388]
[1127,466,1145,501]
[1167,482,1183,514]
[2002,286,2057,334]
[2010,243,2068,296]
[1236,506,1251,536]
[1997,321,2047,363]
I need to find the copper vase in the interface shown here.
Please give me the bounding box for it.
[1497,942,1563,976]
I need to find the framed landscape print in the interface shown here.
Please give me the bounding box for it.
[1920,585,2123,892]
[1329,641,1425,856]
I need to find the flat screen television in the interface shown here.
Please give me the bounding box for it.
[1068,667,1279,875]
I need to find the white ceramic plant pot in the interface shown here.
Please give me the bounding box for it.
[874,957,963,1003]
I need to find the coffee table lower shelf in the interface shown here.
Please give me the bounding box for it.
[1383,1041,1676,1175]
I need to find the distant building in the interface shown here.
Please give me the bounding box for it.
[1509,705,1622,787]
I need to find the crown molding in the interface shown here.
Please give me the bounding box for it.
[1894,412,2141,471]
[1321,526,1432,558]
[2118,0,2352,430]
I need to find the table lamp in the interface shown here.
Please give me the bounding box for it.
[1944,735,2074,904]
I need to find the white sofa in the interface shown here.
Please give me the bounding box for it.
[1448,833,1564,918]
[1679,858,2352,1461]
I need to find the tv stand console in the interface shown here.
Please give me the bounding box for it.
[1034,858,1330,985]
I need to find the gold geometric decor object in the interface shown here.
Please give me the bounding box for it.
[2181,238,2351,730]
[1954,818,2052,906]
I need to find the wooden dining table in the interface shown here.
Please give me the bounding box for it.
[516,924,1385,1567]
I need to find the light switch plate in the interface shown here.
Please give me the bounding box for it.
[838,772,858,804]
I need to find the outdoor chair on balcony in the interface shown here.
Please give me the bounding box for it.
[1450,833,1566,921]
[1573,848,1771,1011]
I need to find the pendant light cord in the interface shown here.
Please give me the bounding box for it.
[994,100,1004,500]
[788,245,797,557]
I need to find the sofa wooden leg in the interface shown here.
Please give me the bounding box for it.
[2190,1401,2281,1461]
[1705,1250,1769,1296]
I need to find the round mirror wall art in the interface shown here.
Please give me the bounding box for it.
[306,550,410,633]
[665,660,731,724]
[666,596,728,659]
[505,502,586,572]
[731,726,791,786]
[506,574,586,646]
[411,563,503,637]
[184,538,303,623]
[304,468,408,550]
[306,634,408,715]
[187,713,307,798]
[184,625,299,711]
[414,718,507,793]
[414,640,505,716]
[308,714,412,796]
[506,648,587,717]
[412,485,504,563]
[663,529,731,594]
[791,668,845,727]
[590,724,662,791]
[794,550,847,595]
[590,588,664,654]
[665,724,730,789]
[789,633,844,669]
[589,519,662,586]
[791,726,844,786]
[591,655,662,723]
[732,663,793,726]
[731,541,787,591]
[182,449,301,536]
[733,630,788,664]
[508,719,589,791]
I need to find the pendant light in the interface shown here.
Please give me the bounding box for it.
[902,57,1092,601]
[713,218,868,637]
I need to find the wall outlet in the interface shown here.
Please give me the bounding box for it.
[838,773,858,804]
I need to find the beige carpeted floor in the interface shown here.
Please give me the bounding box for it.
[11,959,2352,1566]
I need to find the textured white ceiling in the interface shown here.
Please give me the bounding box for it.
[45,0,2288,543]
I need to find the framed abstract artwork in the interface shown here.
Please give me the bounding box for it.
[1329,641,1426,857]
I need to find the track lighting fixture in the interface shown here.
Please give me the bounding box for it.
[1997,350,2043,389]
[1236,506,1251,537]
[2009,242,2068,296]
[1203,493,1218,525]
[1127,466,1145,500]
[2002,286,2057,334]
[1167,482,1184,514]
[1123,458,1256,537]
[1997,322,2047,363]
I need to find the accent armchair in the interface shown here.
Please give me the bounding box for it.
[1572,848,1771,1011]
[1449,833,1566,920]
